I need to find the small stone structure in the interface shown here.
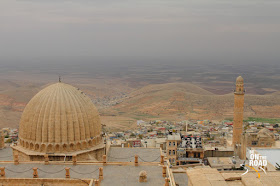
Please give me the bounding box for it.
[99,167,103,180]
[139,170,147,183]
[162,166,167,177]
[44,154,49,165]
[0,167,5,177]
[164,177,169,186]
[33,168,38,178]
[13,154,19,165]
[135,155,138,166]
[160,155,164,165]
[94,179,100,186]
[72,155,77,165]
[0,130,4,149]
[65,168,70,178]
[103,155,107,165]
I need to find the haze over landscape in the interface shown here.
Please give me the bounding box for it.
[1,0,280,131]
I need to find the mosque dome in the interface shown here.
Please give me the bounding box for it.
[18,82,102,153]
[236,76,244,84]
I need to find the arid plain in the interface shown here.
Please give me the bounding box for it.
[1,62,280,131]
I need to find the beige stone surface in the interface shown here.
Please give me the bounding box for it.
[259,176,279,185]
[205,173,225,181]
[221,173,241,180]
[18,82,102,153]
[226,181,244,186]
[187,167,280,186]
[241,177,262,186]
[210,180,229,186]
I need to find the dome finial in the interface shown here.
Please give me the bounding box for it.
[236,76,244,84]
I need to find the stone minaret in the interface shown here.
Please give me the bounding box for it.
[232,76,245,146]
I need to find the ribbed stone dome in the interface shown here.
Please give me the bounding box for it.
[18,82,102,153]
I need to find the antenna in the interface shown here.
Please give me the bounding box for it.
[59,76,61,82]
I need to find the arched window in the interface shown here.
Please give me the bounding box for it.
[47,144,53,152]
[88,140,93,147]
[41,144,46,152]
[63,144,67,151]
[35,144,39,150]
[76,142,81,150]
[82,141,87,149]
[70,143,74,151]
[55,144,60,152]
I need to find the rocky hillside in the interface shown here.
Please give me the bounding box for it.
[103,82,280,121]
[1,80,280,130]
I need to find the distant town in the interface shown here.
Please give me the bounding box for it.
[3,116,278,166]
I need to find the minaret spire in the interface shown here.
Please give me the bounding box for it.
[233,76,245,147]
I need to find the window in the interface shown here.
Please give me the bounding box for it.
[169,150,171,155]
[173,150,175,155]
[173,142,176,146]
[252,141,258,146]
[169,142,171,146]
[266,143,270,146]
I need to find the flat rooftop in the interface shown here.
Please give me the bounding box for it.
[207,157,242,169]
[108,147,161,162]
[173,172,188,186]
[204,146,234,151]
[0,146,165,185]
[0,163,165,185]
[187,166,280,186]
[167,134,181,141]
[255,148,280,167]
[0,147,13,161]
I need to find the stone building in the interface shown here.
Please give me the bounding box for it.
[176,135,204,165]
[12,82,105,161]
[166,133,204,165]
[166,133,181,164]
[245,128,275,147]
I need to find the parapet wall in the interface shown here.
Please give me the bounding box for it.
[0,178,92,186]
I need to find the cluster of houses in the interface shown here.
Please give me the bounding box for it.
[105,118,279,167]
[1,118,279,167]
[1,128,18,143]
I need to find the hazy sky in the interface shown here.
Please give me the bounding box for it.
[1,0,280,64]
